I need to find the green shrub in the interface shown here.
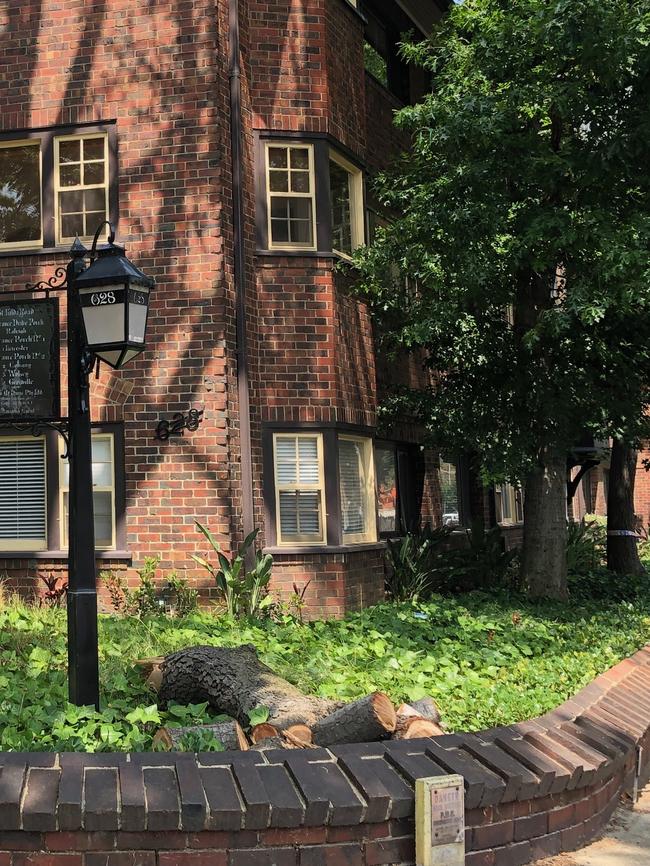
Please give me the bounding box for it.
[191,524,273,618]
[385,526,450,601]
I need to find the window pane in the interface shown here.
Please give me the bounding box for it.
[93,491,113,547]
[375,446,397,534]
[364,42,388,86]
[271,197,290,219]
[60,164,81,187]
[279,491,299,536]
[268,147,288,169]
[276,436,298,485]
[289,219,313,245]
[92,438,113,487]
[330,160,352,254]
[339,439,365,536]
[289,148,309,170]
[0,439,46,542]
[61,213,84,239]
[84,188,105,212]
[269,170,288,192]
[0,143,41,244]
[440,460,459,526]
[83,138,104,161]
[298,437,319,484]
[297,492,321,534]
[290,171,310,193]
[271,219,289,244]
[83,161,105,185]
[59,140,80,164]
[84,209,106,238]
[60,190,83,214]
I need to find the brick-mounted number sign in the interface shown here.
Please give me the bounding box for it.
[415,775,465,866]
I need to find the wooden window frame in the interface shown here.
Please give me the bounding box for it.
[0,435,48,551]
[59,430,117,551]
[0,122,117,255]
[0,139,44,251]
[338,434,377,545]
[328,149,365,259]
[273,432,327,546]
[264,142,317,252]
[53,132,110,247]
[496,482,523,526]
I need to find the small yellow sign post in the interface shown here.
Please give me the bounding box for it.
[415,775,465,866]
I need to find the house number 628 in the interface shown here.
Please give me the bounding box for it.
[90,291,116,306]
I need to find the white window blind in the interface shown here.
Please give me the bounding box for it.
[0,438,46,547]
[338,436,376,543]
[274,434,324,543]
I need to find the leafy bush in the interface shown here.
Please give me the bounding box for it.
[1,587,650,750]
[103,557,161,617]
[165,573,199,617]
[386,522,517,599]
[191,524,273,618]
[567,519,606,578]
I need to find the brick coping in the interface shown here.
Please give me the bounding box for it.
[1,645,650,865]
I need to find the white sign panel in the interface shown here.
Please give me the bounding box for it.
[415,775,465,866]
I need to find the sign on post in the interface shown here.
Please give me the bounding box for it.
[415,775,465,866]
[0,299,60,420]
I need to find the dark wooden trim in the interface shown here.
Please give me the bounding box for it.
[45,428,62,550]
[264,541,387,556]
[262,419,376,435]
[0,120,117,138]
[336,0,367,24]
[314,138,332,253]
[262,430,277,548]
[324,428,341,545]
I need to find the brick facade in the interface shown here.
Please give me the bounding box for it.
[0,0,479,616]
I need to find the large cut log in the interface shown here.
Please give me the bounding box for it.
[250,723,279,743]
[311,693,396,746]
[157,644,342,729]
[153,720,249,751]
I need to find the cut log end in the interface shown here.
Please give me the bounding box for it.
[393,717,445,740]
[312,692,396,747]
[250,723,279,743]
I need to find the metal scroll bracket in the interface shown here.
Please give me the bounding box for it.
[0,419,71,459]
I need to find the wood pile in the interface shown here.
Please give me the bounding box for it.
[136,644,445,751]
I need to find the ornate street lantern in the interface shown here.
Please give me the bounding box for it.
[74,227,154,369]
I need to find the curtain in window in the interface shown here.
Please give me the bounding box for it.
[339,438,366,536]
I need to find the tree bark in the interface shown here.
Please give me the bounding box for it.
[153,720,248,751]
[311,693,396,747]
[607,439,645,576]
[522,449,568,599]
[157,644,342,729]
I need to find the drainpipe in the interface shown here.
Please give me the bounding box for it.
[228,0,255,554]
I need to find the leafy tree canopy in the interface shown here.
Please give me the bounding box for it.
[355,0,650,484]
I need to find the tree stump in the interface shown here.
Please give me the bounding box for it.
[311,693,396,746]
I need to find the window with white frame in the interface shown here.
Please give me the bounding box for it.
[265,143,316,250]
[54,134,109,245]
[0,126,112,252]
[495,483,524,525]
[273,433,325,545]
[338,435,376,544]
[329,151,364,257]
[0,437,47,551]
[0,140,42,249]
[60,432,116,550]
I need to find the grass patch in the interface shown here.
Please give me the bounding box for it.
[1,589,649,751]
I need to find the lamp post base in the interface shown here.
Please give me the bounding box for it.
[67,588,100,710]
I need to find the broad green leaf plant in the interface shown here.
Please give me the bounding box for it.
[191,523,274,618]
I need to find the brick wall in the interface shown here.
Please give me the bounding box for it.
[1,646,650,865]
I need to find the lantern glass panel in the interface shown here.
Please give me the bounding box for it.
[78,282,126,348]
[128,286,149,343]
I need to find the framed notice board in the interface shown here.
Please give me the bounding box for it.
[0,298,61,421]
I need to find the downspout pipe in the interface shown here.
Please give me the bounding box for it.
[228,0,256,554]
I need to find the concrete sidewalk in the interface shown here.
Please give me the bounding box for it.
[538,785,650,866]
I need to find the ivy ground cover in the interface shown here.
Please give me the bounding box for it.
[1,589,649,751]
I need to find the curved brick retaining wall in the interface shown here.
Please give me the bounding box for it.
[2,647,650,866]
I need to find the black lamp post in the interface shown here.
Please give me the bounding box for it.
[63,224,153,708]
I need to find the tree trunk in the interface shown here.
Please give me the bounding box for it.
[157,644,343,729]
[522,449,568,599]
[607,439,645,576]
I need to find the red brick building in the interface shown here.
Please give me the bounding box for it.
[0,0,499,618]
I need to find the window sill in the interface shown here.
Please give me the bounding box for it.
[0,246,76,260]
[256,249,337,260]
[264,541,386,556]
[0,549,132,561]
